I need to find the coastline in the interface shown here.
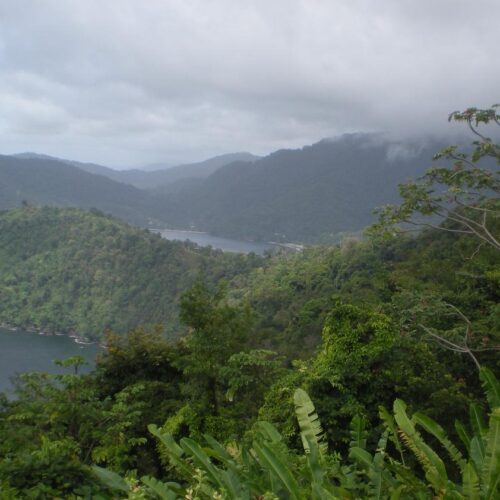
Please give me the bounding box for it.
[0,322,99,347]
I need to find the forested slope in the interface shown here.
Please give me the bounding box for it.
[165,135,446,241]
[0,206,498,497]
[0,155,180,226]
[11,151,260,189]
[0,207,258,339]
[1,202,498,355]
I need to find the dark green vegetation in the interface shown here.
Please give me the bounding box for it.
[162,135,445,242]
[12,151,259,190]
[96,372,500,499]
[0,155,173,227]
[130,152,260,190]
[0,106,498,497]
[2,136,444,242]
[0,210,498,497]
[0,207,258,339]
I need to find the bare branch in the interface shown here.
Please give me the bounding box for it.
[454,199,498,214]
[419,308,482,371]
[467,119,490,143]
[403,219,474,235]
[465,241,486,260]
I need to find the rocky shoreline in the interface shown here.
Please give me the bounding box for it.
[0,323,99,346]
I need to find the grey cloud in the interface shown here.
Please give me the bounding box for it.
[0,0,498,167]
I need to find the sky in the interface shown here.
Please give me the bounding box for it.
[0,0,498,168]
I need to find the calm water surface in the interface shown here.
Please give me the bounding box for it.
[0,328,100,395]
[158,229,276,254]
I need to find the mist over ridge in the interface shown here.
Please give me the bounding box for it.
[1,132,458,242]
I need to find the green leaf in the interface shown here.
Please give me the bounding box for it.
[311,482,337,500]
[253,441,302,500]
[413,412,466,472]
[148,425,195,478]
[180,438,225,490]
[370,430,394,499]
[349,447,372,469]
[481,408,500,499]
[380,405,405,465]
[462,463,480,499]
[480,368,500,410]
[91,465,129,493]
[203,434,234,463]
[255,421,282,443]
[349,414,367,450]
[470,436,486,473]
[305,436,324,485]
[393,399,448,492]
[141,476,180,500]
[294,388,326,455]
[455,421,472,453]
[470,403,487,438]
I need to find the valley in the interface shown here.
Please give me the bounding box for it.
[0,1,498,495]
[1,135,447,243]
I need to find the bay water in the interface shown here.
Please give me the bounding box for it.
[157,229,277,254]
[0,328,100,395]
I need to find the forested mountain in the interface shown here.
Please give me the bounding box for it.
[163,134,447,242]
[0,155,174,226]
[135,152,260,190]
[1,202,498,497]
[12,152,120,179]
[3,138,453,242]
[0,105,498,496]
[1,202,498,355]
[0,207,258,338]
[12,151,260,190]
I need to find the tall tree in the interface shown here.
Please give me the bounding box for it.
[373,105,500,251]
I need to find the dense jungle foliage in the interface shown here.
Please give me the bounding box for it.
[0,106,498,497]
[0,210,497,497]
[0,206,261,339]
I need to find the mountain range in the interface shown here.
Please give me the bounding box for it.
[161,134,446,241]
[12,151,259,189]
[0,154,168,226]
[2,135,448,242]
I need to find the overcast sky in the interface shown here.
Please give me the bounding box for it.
[0,0,498,168]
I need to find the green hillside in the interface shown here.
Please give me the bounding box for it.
[2,137,452,243]
[0,206,257,339]
[0,106,498,497]
[0,203,498,497]
[11,151,260,190]
[164,135,447,242]
[0,155,182,227]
